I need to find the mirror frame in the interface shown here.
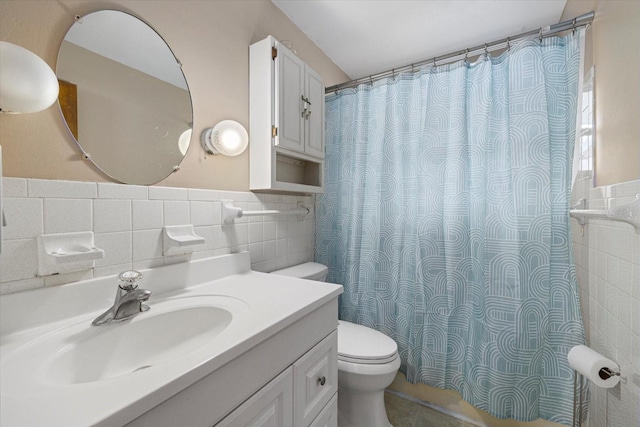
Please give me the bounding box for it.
[56,9,193,185]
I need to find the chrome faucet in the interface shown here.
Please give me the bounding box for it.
[92,270,151,326]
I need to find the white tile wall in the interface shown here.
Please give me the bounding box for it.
[1,178,315,295]
[44,198,93,233]
[571,179,640,427]
[28,179,97,198]
[93,200,131,233]
[97,183,148,200]
[132,200,164,230]
[163,201,190,226]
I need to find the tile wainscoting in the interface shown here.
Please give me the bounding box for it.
[0,178,315,295]
[571,178,640,427]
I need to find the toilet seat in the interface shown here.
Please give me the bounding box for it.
[338,320,399,365]
[339,353,398,365]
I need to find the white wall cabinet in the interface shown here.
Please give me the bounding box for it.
[250,35,325,194]
[216,332,338,427]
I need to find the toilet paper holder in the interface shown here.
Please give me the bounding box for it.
[598,367,620,380]
[572,367,622,426]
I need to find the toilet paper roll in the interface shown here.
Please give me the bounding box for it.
[568,345,620,388]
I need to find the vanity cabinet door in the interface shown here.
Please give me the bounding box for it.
[293,331,338,427]
[309,394,337,427]
[215,367,293,427]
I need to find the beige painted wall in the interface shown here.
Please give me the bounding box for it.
[562,0,640,186]
[0,0,349,190]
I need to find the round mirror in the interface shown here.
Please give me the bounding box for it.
[56,10,193,185]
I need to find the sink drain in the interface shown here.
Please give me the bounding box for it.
[132,365,152,373]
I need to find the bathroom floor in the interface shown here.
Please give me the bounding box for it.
[384,391,479,427]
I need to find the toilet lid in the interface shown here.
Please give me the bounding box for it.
[270,262,328,281]
[337,321,398,364]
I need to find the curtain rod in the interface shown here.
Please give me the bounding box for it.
[326,11,595,93]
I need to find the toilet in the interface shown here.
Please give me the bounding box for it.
[271,262,401,427]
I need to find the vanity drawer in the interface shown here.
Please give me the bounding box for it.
[293,331,338,427]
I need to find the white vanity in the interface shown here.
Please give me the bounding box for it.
[0,252,343,426]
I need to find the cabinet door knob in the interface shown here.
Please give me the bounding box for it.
[318,376,326,386]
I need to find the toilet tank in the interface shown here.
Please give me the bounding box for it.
[271,262,328,281]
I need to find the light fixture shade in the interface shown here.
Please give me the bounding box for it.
[201,120,249,157]
[0,41,59,114]
[178,128,192,156]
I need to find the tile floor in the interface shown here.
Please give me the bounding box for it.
[385,391,478,427]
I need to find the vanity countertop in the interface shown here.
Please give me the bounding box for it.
[0,252,343,427]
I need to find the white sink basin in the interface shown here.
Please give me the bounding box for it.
[2,295,247,388]
[46,300,234,384]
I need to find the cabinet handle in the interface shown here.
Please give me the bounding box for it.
[318,376,326,386]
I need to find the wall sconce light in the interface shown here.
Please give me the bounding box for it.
[200,120,248,157]
[0,41,59,114]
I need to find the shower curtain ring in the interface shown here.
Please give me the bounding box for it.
[539,27,543,42]
[484,43,489,56]
[506,36,511,50]
[464,48,470,61]
[432,57,437,67]
[572,18,577,34]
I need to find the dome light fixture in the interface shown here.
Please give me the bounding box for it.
[200,120,248,157]
[0,41,59,114]
[178,128,192,156]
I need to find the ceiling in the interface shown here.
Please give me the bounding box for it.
[272,0,568,80]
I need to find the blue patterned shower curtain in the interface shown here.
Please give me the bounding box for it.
[316,32,585,425]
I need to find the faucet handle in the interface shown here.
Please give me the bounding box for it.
[118,270,142,291]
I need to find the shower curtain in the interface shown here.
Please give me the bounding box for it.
[316,32,585,425]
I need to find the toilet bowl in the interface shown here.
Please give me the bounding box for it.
[271,262,400,427]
